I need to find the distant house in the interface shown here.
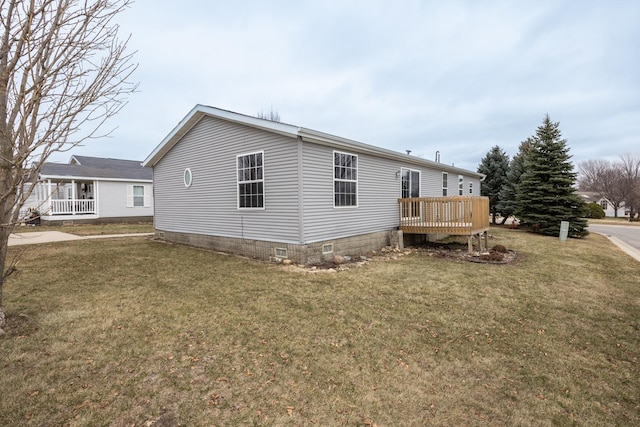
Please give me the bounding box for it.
[143,105,488,264]
[24,155,153,225]
[579,192,627,218]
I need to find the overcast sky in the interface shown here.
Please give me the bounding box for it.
[55,0,639,172]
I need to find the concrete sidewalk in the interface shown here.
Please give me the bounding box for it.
[8,231,154,246]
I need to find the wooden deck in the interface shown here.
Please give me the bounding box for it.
[398,196,490,252]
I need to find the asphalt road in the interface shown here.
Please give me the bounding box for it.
[589,223,640,261]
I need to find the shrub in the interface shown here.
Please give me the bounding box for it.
[492,244,508,253]
[583,202,605,219]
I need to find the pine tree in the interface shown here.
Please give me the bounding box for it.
[498,138,534,220]
[515,115,588,237]
[477,146,510,223]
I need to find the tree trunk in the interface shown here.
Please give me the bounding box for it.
[0,215,9,331]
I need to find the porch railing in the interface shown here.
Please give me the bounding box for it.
[398,196,489,235]
[49,199,96,215]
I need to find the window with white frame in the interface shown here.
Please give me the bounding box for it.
[334,151,357,207]
[133,185,144,206]
[237,151,264,209]
[469,182,473,194]
[458,175,464,195]
[442,172,448,196]
[127,184,150,207]
[600,200,608,210]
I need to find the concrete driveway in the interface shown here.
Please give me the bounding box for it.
[8,231,153,246]
[589,223,640,262]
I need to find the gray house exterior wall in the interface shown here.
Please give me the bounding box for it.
[153,116,300,243]
[97,181,153,219]
[147,106,483,264]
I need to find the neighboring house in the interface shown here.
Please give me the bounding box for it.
[23,155,153,225]
[143,105,487,264]
[579,192,627,218]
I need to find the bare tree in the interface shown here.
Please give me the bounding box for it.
[578,159,626,217]
[256,106,281,122]
[619,153,640,220]
[0,0,137,332]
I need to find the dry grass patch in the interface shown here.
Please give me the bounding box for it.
[588,218,640,226]
[14,222,154,236]
[1,229,639,426]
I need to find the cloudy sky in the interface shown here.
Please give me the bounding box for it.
[56,0,639,172]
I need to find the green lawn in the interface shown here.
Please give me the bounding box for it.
[1,228,638,426]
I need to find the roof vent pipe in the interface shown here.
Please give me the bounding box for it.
[435,151,440,162]
[406,150,412,155]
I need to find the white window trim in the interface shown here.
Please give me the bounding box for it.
[401,168,422,219]
[236,150,265,210]
[333,150,358,208]
[469,182,473,194]
[458,175,464,196]
[442,172,448,197]
[126,184,151,208]
[401,168,421,198]
[184,168,192,188]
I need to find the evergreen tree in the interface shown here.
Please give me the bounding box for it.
[477,146,510,223]
[515,115,588,237]
[498,138,534,221]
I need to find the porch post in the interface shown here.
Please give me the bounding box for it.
[94,180,98,216]
[71,180,76,215]
[47,179,52,215]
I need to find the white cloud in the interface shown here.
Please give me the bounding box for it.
[54,0,640,172]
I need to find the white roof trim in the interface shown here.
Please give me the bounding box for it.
[39,174,152,183]
[143,105,300,167]
[143,104,484,179]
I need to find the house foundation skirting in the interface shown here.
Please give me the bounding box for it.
[156,229,406,265]
[42,215,153,226]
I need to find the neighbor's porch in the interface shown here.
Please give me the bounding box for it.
[34,179,98,217]
[398,196,490,252]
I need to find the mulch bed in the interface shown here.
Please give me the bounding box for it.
[287,240,517,273]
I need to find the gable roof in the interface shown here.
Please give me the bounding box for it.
[40,156,152,181]
[143,104,484,178]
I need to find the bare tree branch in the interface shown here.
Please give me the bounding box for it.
[0,0,138,329]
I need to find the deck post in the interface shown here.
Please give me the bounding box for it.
[468,235,473,253]
[483,231,488,252]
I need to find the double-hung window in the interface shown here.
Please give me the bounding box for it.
[334,151,358,207]
[133,185,144,207]
[127,184,150,207]
[237,151,264,209]
[458,175,464,195]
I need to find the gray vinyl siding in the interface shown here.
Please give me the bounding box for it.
[301,143,399,242]
[97,181,153,218]
[152,114,483,245]
[153,116,300,243]
[300,144,461,243]
[303,142,480,243]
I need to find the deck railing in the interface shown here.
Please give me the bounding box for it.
[398,196,489,235]
[50,199,96,215]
